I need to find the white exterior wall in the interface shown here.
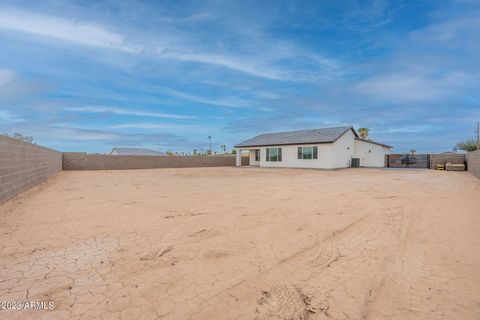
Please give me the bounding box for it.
[354,140,388,167]
[331,129,355,168]
[237,129,389,169]
[253,144,334,169]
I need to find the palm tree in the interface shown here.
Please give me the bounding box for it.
[358,127,370,139]
[220,144,226,154]
[208,136,212,155]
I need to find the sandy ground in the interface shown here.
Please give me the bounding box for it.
[0,167,479,320]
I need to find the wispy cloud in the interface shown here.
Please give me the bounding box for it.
[162,52,285,80]
[64,106,195,119]
[257,91,282,100]
[160,47,341,82]
[40,126,122,141]
[352,71,471,102]
[373,125,437,134]
[18,124,205,151]
[157,86,251,108]
[410,15,480,45]
[109,122,209,132]
[1,1,479,153]
[0,7,339,82]
[0,69,15,87]
[0,8,274,79]
[0,68,51,104]
[0,110,22,122]
[0,8,139,52]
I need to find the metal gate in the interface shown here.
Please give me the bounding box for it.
[386,154,430,168]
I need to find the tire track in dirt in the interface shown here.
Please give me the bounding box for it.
[4,169,477,320]
[243,203,412,320]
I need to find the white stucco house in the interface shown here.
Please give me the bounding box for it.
[234,126,392,169]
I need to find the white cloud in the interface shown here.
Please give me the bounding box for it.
[109,122,209,132]
[373,125,437,134]
[0,8,284,80]
[158,86,251,108]
[0,8,138,52]
[257,91,282,100]
[352,71,471,102]
[158,44,341,82]
[0,110,22,122]
[38,126,122,141]
[410,15,480,44]
[64,106,195,119]
[163,52,284,80]
[0,8,340,81]
[0,69,16,87]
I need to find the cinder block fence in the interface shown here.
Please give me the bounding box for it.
[1,134,479,204]
[466,150,480,178]
[429,153,466,168]
[0,135,62,203]
[62,152,249,170]
[0,136,249,203]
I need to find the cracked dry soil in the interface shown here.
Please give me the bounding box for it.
[1,167,480,319]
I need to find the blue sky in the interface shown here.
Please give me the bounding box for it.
[0,0,479,153]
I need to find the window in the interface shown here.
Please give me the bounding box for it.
[297,146,318,159]
[266,148,282,162]
[255,149,260,161]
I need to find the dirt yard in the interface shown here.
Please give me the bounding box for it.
[0,167,479,320]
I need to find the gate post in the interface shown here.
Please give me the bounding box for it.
[236,149,242,167]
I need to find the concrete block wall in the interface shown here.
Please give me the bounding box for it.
[430,153,465,169]
[466,150,480,178]
[63,153,249,170]
[0,135,62,203]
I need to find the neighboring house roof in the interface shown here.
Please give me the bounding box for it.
[354,138,392,149]
[110,147,165,156]
[235,126,392,149]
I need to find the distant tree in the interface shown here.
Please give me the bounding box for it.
[358,128,370,139]
[456,139,478,152]
[410,149,416,155]
[166,150,174,156]
[4,132,35,144]
[220,144,227,154]
[193,149,197,155]
[231,149,237,154]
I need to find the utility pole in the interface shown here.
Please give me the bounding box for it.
[208,136,212,155]
[476,122,480,148]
